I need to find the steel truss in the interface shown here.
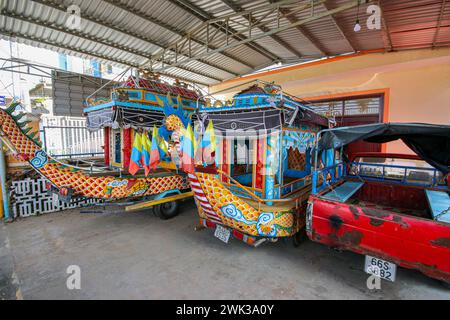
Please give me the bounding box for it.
[149,0,367,73]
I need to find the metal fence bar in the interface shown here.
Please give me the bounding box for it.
[41,116,104,159]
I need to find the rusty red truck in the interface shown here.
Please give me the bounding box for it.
[306,123,450,285]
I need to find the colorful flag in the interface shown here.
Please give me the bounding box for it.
[194,123,202,166]
[201,120,216,166]
[129,132,143,175]
[181,123,196,173]
[141,131,152,176]
[158,136,169,160]
[149,125,161,171]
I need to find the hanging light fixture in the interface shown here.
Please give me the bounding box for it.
[354,0,361,32]
[354,19,361,32]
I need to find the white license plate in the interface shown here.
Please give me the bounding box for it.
[214,225,231,243]
[364,255,397,282]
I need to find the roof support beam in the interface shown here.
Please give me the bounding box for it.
[432,0,447,48]
[0,10,228,82]
[378,1,394,51]
[0,30,211,86]
[153,0,363,72]
[0,58,53,78]
[0,17,222,84]
[322,2,356,53]
[101,0,255,69]
[27,0,239,78]
[219,0,305,58]
[275,5,329,56]
[166,0,283,61]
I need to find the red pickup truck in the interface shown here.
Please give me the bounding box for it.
[306,123,450,285]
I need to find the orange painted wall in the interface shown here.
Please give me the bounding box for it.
[211,48,450,154]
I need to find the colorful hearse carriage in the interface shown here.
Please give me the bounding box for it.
[307,123,450,284]
[80,75,207,218]
[189,82,332,246]
[84,75,200,173]
[0,75,205,219]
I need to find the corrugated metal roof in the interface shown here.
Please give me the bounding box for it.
[1,0,448,86]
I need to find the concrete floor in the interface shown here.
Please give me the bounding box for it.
[1,200,449,300]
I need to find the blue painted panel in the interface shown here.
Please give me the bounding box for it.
[234,173,252,185]
[321,181,364,203]
[284,169,309,179]
[154,189,181,200]
[293,179,306,190]
[273,188,279,198]
[201,104,273,112]
[281,185,293,196]
[426,190,450,223]
[127,91,142,100]
[85,101,189,113]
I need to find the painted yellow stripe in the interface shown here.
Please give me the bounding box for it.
[125,191,193,212]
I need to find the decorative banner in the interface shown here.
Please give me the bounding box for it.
[149,126,161,172]
[129,132,143,175]
[86,108,116,131]
[181,123,196,173]
[117,107,165,129]
[141,130,152,176]
[201,120,216,166]
[206,109,282,134]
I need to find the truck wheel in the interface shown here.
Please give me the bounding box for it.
[154,201,179,220]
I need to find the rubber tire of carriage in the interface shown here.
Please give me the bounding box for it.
[292,228,308,247]
[154,201,180,220]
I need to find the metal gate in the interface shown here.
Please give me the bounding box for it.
[41,116,104,159]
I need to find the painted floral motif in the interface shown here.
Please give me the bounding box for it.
[30,150,48,169]
[256,212,277,237]
[107,180,129,188]
[220,203,255,225]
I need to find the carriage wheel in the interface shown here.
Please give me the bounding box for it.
[154,201,180,220]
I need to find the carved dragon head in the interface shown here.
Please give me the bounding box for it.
[0,102,42,154]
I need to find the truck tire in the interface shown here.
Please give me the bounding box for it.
[154,201,179,220]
